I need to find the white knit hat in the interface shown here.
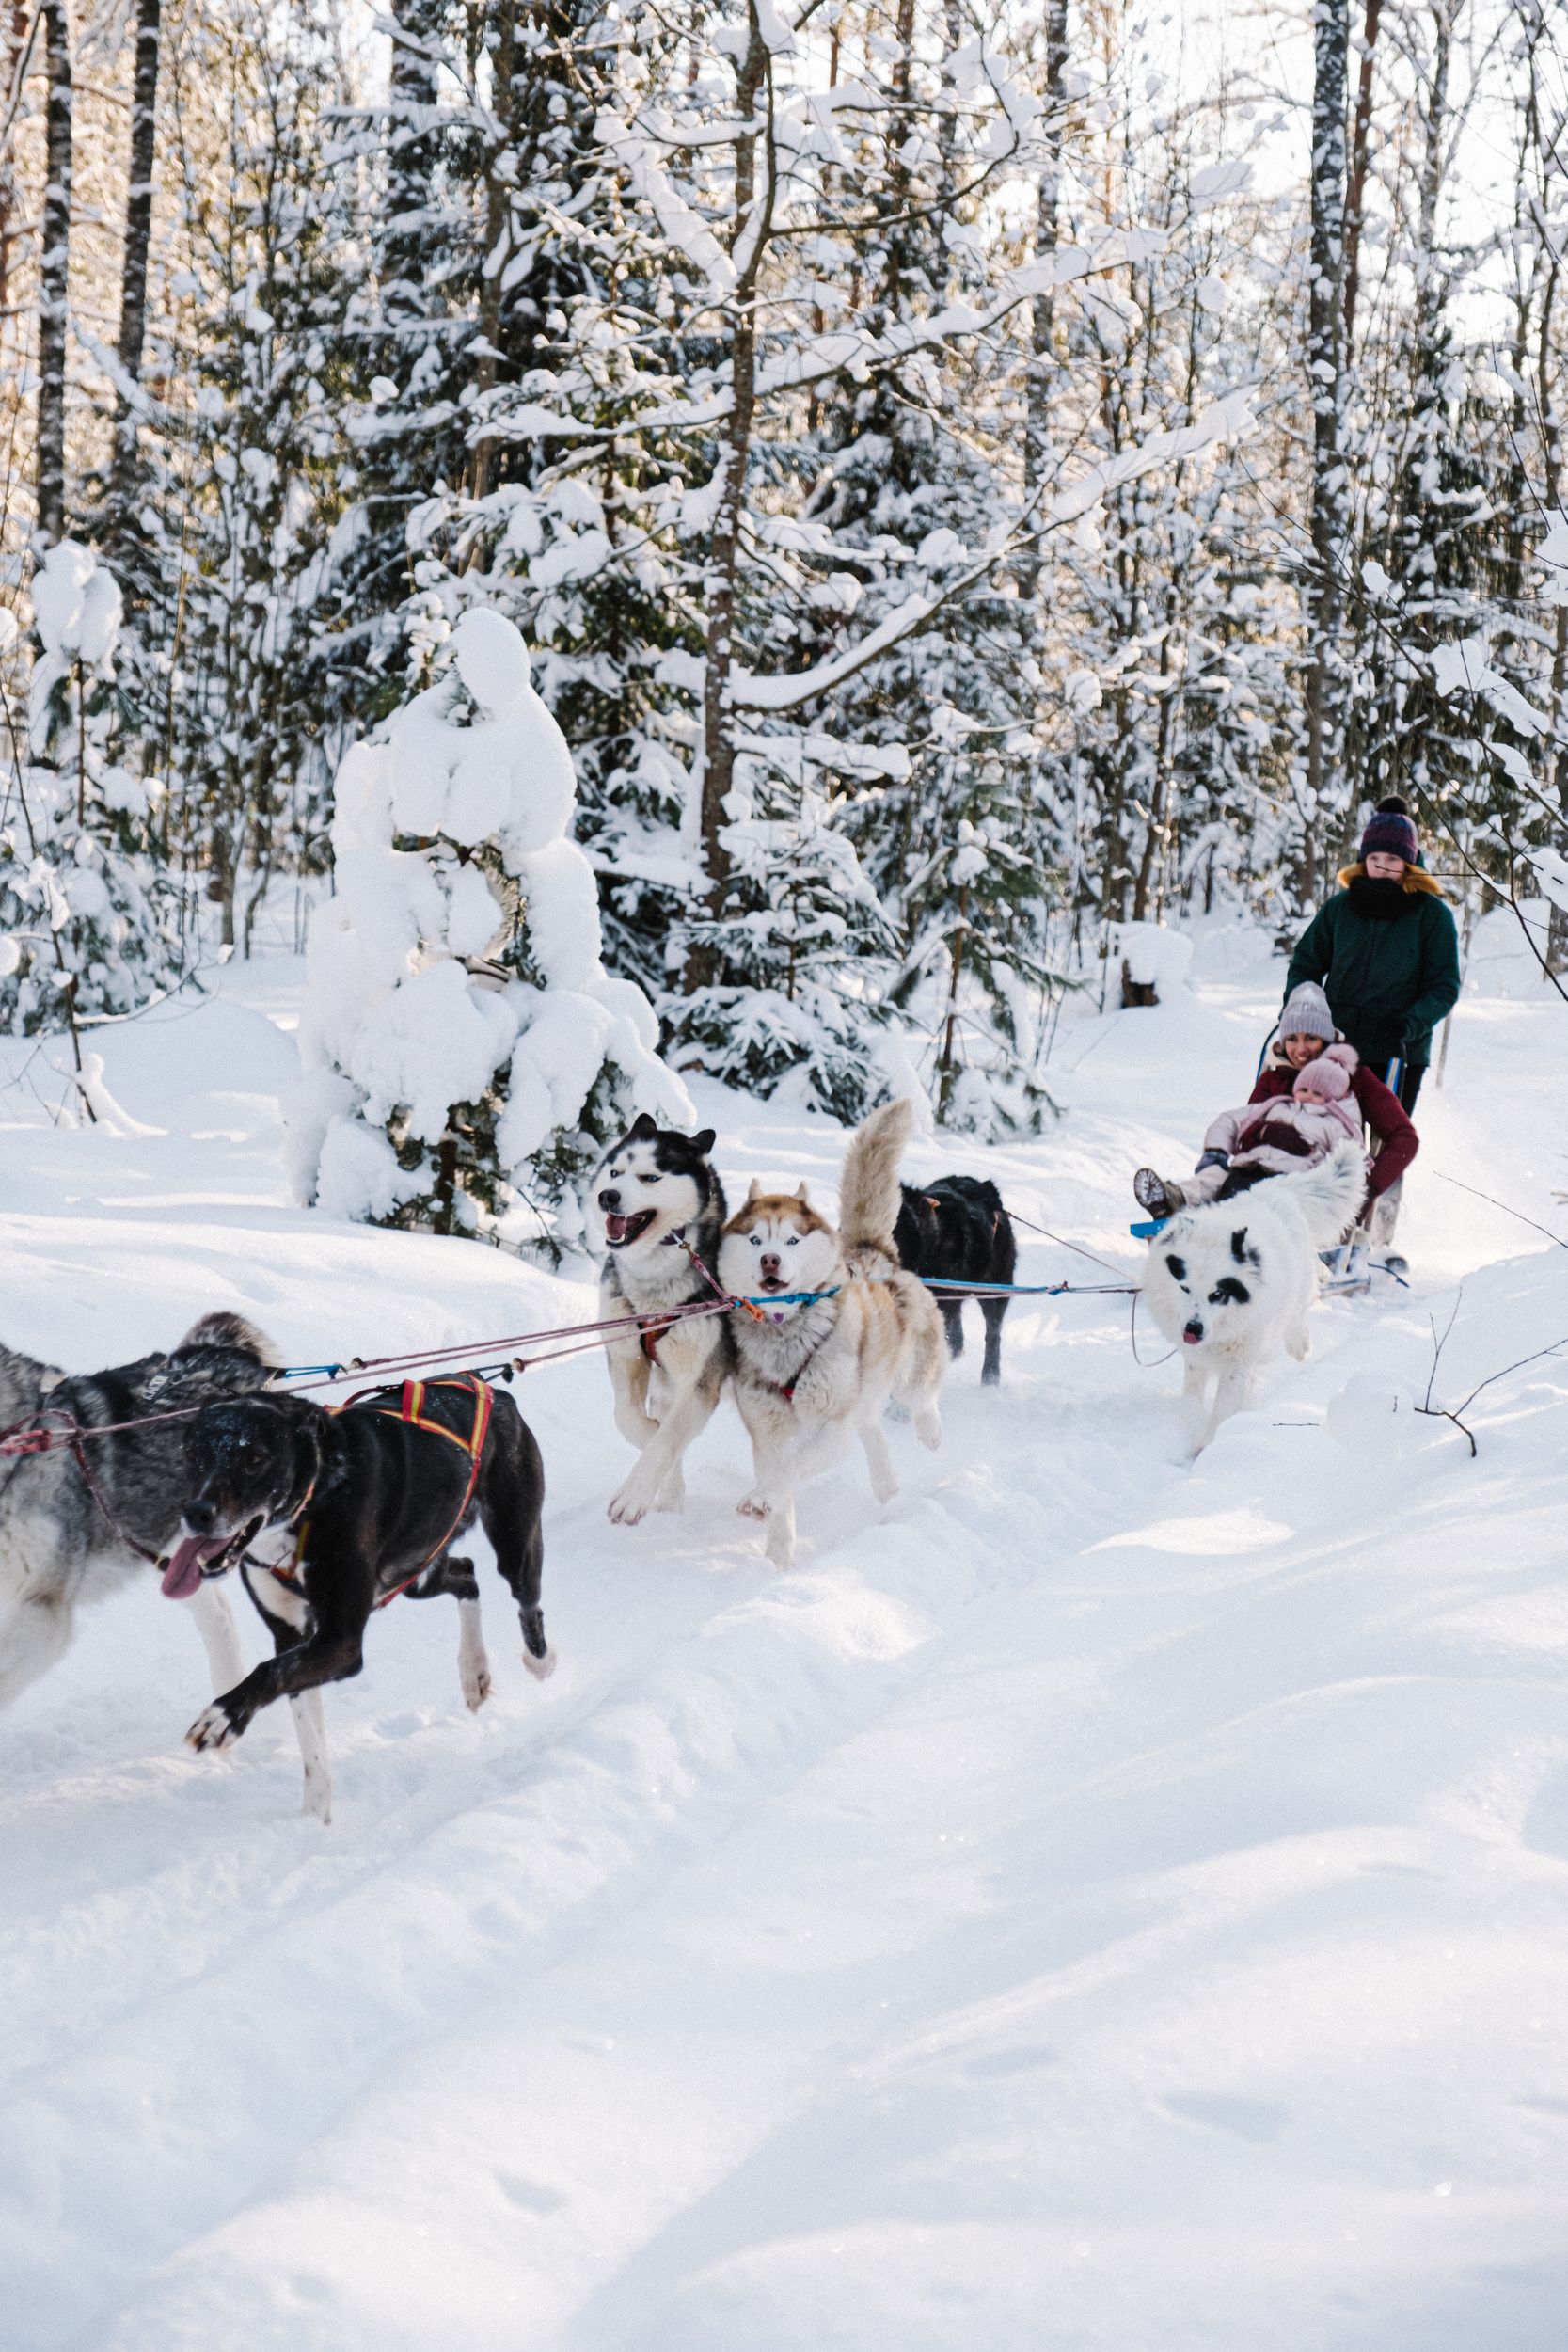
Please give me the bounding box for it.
[1279,982,1335,1043]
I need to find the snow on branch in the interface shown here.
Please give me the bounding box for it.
[730,390,1255,712]
[594,111,737,298]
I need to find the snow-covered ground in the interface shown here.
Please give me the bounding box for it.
[3,932,1566,2351]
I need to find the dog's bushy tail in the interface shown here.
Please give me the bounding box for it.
[1279,1138,1366,1248]
[178,1311,283,1370]
[839,1097,912,1267]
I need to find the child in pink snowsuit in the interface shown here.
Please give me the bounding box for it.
[1146,1042,1366,1211]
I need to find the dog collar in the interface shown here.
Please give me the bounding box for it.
[743,1286,841,1324]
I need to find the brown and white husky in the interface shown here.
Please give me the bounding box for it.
[717,1098,946,1568]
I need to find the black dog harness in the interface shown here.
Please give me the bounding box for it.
[265,1374,494,1609]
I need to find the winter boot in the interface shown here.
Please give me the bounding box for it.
[1370,1178,1405,1273]
[1134,1168,1181,1216]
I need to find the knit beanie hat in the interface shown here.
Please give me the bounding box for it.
[1360,794,1419,866]
[1278,981,1335,1044]
[1293,1054,1351,1104]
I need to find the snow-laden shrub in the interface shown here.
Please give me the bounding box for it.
[0,543,185,1035]
[287,607,692,1249]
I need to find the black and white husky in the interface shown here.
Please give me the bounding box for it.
[585,1110,731,1523]
[1140,1141,1364,1454]
[0,1311,279,1711]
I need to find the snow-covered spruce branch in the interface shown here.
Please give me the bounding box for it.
[729,390,1256,713]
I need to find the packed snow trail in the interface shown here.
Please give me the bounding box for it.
[0,934,1565,2350]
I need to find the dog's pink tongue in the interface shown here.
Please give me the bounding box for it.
[605,1212,630,1241]
[160,1534,224,1601]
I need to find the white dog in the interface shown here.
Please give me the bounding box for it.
[1140,1139,1365,1454]
[716,1098,946,1567]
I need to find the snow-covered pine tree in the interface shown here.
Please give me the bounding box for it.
[316,0,485,736]
[155,0,356,947]
[287,606,691,1250]
[667,757,908,1122]
[0,541,183,1039]
[467,0,710,998]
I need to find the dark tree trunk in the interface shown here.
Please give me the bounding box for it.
[468,0,516,506]
[106,0,161,560]
[688,2,771,992]
[1341,0,1382,360]
[1021,0,1069,601]
[1303,0,1351,901]
[36,0,72,548]
[0,0,29,332]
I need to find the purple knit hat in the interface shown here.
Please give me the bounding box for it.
[1360,795,1419,865]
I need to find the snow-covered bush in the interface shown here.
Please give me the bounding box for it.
[0,542,184,1036]
[287,607,692,1249]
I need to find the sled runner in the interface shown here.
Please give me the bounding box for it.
[1318,1244,1411,1295]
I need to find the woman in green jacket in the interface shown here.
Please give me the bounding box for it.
[1284,795,1460,1117]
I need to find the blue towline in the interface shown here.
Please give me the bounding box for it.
[740,1287,841,1307]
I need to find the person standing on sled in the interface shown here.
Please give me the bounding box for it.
[1134,983,1418,1240]
[1280,794,1459,1256]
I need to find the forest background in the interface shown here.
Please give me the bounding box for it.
[0,0,1563,1226]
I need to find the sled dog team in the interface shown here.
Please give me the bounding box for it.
[0,1086,1377,1822]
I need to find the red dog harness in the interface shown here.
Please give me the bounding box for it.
[639,1316,678,1366]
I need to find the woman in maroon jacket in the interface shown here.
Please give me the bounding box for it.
[1133,980,1418,1222]
[1248,1018,1417,1207]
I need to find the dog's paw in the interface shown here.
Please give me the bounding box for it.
[608,1473,656,1525]
[462,1661,493,1712]
[301,1772,332,1826]
[764,1527,795,1570]
[736,1492,769,1519]
[186,1700,240,1753]
[915,1410,942,1452]
[523,1642,557,1681]
[654,1475,686,1514]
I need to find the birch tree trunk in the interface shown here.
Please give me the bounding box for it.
[107,0,161,558]
[1303,0,1351,901]
[36,0,72,548]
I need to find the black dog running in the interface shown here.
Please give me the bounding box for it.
[172,1375,551,1811]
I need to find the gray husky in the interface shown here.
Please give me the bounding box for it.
[0,1311,279,1710]
[585,1112,731,1523]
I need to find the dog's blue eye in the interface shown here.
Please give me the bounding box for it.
[639,1174,658,1185]
[750,1233,762,1246]
[786,1236,798,1247]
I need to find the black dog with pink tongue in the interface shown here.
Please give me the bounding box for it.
[174,1379,551,1818]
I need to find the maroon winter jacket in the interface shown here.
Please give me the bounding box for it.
[1248,1055,1418,1200]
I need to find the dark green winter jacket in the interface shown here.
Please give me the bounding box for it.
[1285,866,1461,1073]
